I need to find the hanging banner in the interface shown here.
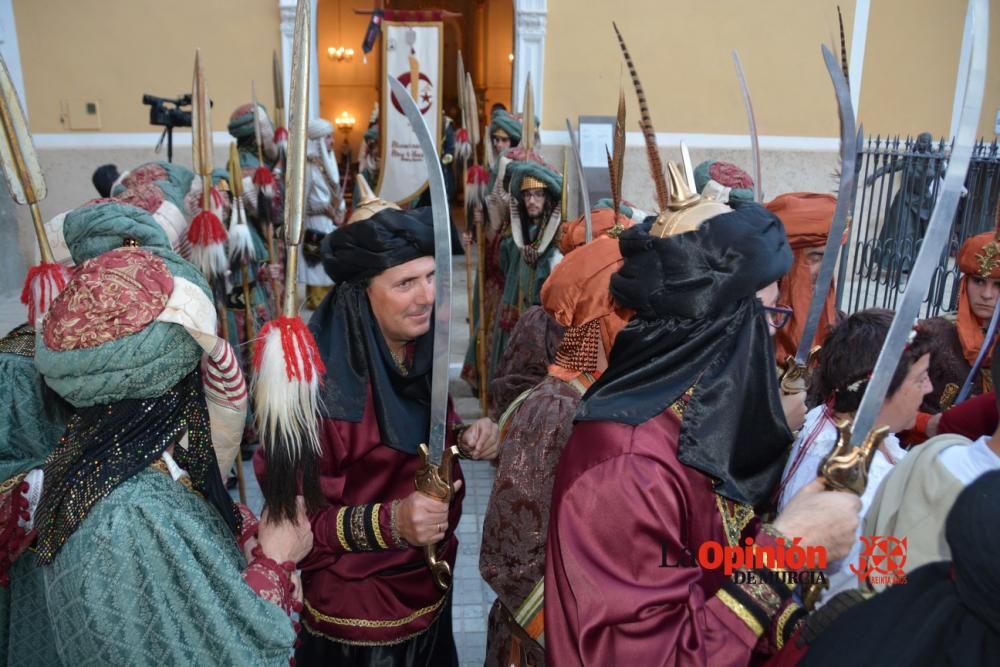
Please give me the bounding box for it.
[377,21,443,204]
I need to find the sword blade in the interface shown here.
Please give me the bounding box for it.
[732,50,761,203]
[794,46,857,366]
[851,0,988,446]
[388,75,452,465]
[565,118,592,242]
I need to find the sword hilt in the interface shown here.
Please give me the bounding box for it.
[779,346,821,396]
[416,443,458,590]
[818,420,886,497]
[800,420,886,609]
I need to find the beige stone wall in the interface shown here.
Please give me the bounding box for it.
[543,0,999,140]
[543,0,857,137]
[13,0,282,134]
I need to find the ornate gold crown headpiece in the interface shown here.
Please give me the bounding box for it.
[347,174,400,224]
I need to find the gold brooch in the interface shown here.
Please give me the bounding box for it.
[976,242,1000,278]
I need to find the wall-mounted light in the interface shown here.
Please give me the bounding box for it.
[335,111,356,132]
[508,53,514,63]
[327,46,355,62]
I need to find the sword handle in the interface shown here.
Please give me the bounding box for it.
[799,420,886,609]
[778,346,821,396]
[415,443,459,590]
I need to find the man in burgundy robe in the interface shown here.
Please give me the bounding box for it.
[257,204,499,666]
[545,196,863,666]
[481,231,631,666]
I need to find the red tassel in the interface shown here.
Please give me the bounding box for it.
[466,164,489,186]
[274,127,288,144]
[253,316,326,460]
[254,316,325,382]
[187,210,228,278]
[253,166,277,198]
[187,210,228,246]
[20,262,69,325]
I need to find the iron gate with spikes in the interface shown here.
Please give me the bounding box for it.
[837,136,1000,318]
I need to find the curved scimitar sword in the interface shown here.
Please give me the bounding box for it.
[388,74,457,591]
[803,0,989,610]
[732,50,761,204]
[780,46,857,395]
[565,118,592,243]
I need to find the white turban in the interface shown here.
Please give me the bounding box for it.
[308,118,333,140]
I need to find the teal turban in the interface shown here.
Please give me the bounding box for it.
[508,159,562,201]
[228,103,269,141]
[694,160,756,205]
[489,110,522,144]
[594,197,635,220]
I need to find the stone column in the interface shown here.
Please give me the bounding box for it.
[512,0,547,120]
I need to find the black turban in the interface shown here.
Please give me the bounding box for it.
[311,207,437,454]
[803,470,1000,666]
[321,207,434,284]
[577,203,794,506]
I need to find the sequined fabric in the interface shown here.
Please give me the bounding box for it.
[0,324,34,357]
[35,371,236,564]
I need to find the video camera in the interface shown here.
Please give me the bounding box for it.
[142,93,195,128]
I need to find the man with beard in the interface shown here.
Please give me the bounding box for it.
[544,167,862,666]
[481,229,631,667]
[267,193,500,666]
[488,159,563,385]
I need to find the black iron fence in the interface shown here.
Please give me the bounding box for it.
[837,136,1000,318]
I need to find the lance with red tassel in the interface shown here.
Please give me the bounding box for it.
[272,50,288,173]
[188,50,228,282]
[253,0,326,522]
[0,54,68,326]
[251,81,282,315]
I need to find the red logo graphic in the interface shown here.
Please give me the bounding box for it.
[390,72,434,115]
[850,535,908,585]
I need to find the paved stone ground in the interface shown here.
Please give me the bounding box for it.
[1,250,494,665]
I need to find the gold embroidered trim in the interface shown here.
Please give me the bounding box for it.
[304,594,446,629]
[774,603,801,650]
[371,502,388,550]
[939,383,959,411]
[715,494,755,548]
[336,506,352,552]
[351,505,371,551]
[669,386,696,421]
[0,472,27,496]
[976,241,1000,278]
[716,588,764,638]
[302,616,436,647]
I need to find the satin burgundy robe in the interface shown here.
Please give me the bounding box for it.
[545,408,780,667]
[255,386,465,646]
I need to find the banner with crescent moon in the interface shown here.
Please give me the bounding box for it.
[377,21,443,204]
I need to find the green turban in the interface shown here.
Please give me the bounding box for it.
[489,110,522,145]
[694,160,756,205]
